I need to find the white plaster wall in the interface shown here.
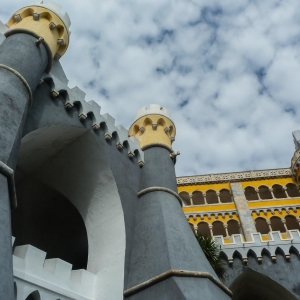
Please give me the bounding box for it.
[17,126,126,300]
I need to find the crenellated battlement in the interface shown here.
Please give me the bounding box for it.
[13,242,96,300]
[214,230,300,265]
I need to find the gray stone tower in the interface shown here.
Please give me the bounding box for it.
[0,2,70,298]
[127,105,232,299]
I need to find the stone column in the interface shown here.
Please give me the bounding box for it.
[0,4,70,299]
[209,224,214,237]
[127,105,232,299]
[189,194,194,205]
[281,219,288,232]
[224,224,229,237]
[267,220,273,232]
[203,192,208,204]
[230,182,257,241]
[217,192,221,203]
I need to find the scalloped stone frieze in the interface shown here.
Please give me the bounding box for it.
[177,168,291,186]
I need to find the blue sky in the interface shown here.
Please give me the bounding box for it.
[1,0,300,176]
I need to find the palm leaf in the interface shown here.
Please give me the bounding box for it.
[195,233,226,282]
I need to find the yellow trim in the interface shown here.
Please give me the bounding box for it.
[129,114,175,149]
[183,203,236,213]
[7,6,69,58]
[248,198,300,209]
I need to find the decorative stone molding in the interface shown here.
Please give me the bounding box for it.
[177,168,292,186]
[0,64,33,107]
[123,269,232,298]
[138,187,182,206]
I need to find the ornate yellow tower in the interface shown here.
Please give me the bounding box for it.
[128,104,176,151]
[6,1,70,65]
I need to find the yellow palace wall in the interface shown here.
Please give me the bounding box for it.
[177,172,300,242]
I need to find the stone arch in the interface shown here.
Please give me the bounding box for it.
[25,291,41,300]
[212,221,226,237]
[286,183,300,197]
[272,184,287,199]
[258,185,273,200]
[179,191,191,206]
[227,219,240,236]
[197,222,211,237]
[229,268,297,300]
[244,186,259,201]
[255,217,270,234]
[219,189,232,203]
[286,215,300,230]
[192,190,205,205]
[206,189,218,204]
[14,126,126,298]
[270,216,285,232]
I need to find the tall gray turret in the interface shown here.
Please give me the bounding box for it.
[127,105,232,299]
[0,2,70,298]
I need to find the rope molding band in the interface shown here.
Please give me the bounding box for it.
[138,186,182,206]
[141,143,173,153]
[0,161,17,209]
[5,28,53,73]
[124,269,233,298]
[0,64,33,107]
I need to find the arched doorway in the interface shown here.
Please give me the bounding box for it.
[230,268,297,300]
[12,178,88,269]
[13,126,126,299]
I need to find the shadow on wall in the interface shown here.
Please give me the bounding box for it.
[230,268,298,300]
[12,177,88,270]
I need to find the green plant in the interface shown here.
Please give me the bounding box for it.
[195,233,226,282]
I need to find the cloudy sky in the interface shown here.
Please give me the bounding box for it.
[1,0,300,177]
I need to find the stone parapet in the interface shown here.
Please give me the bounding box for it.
[214,230,300,265]
[13,243,96,300]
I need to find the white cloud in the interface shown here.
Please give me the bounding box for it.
[2,0,300,176]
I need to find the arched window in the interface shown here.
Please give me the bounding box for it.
[206,190,218,204]
[197,222,211,237]
[219,189,232,203]
[244,186,259,201]
[227,220,240,236]
[272,184,286,199]
[25,291,41,300]
[192,191,205,205]
[179,191,191,206]
[286,183,300,198]
[270,216,285,233]
[212,221,226,237]
[255,217,269,234]
[285,215,300,230]
[258,185,273,200]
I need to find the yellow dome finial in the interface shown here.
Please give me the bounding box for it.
[129,104,176,151]
[6,1,71,60]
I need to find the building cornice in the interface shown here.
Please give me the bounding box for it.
[176,168,292,186]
